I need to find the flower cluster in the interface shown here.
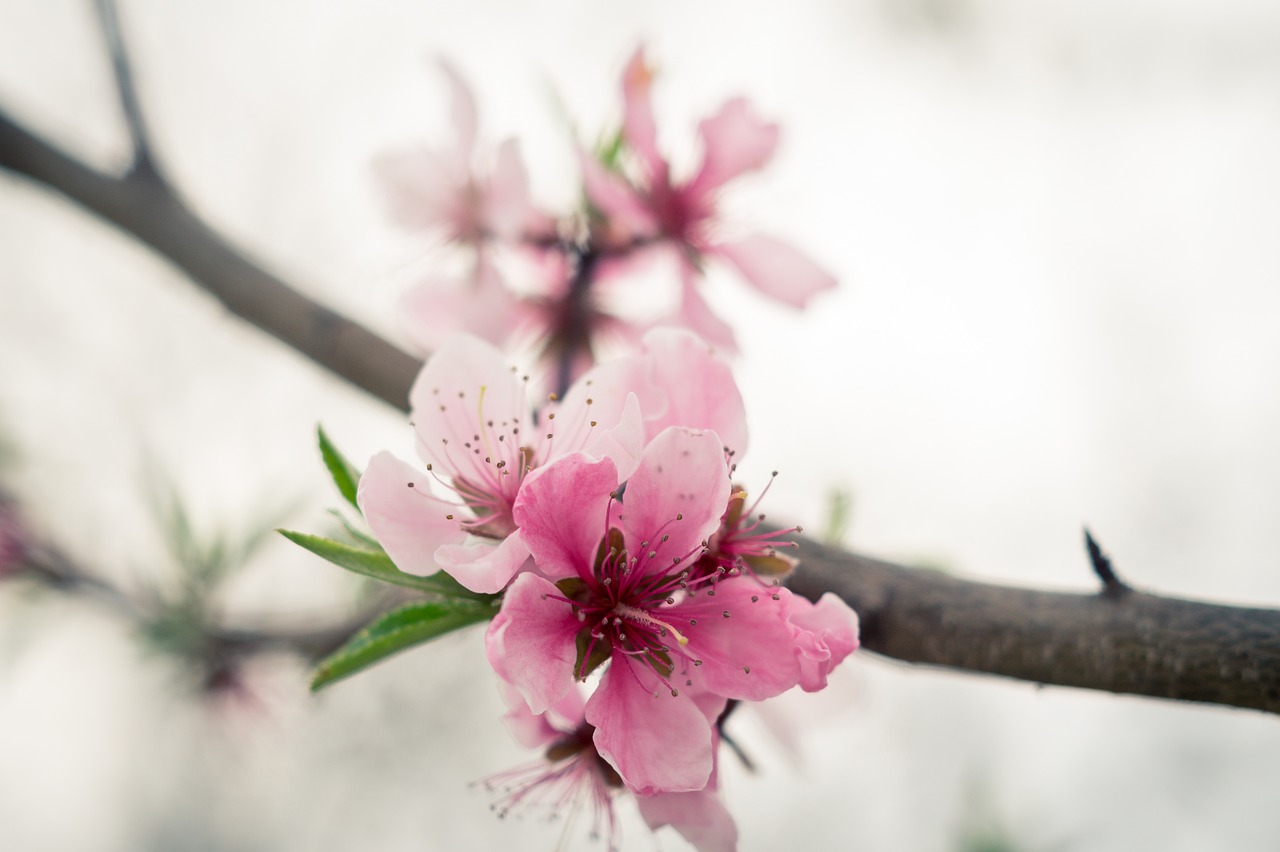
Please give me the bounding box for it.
[287,44,853,852]
[378,47,836,383]
[355,330,857,849]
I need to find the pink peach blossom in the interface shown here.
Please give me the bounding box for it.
[789,592,860,693]
[486,428,804,794]
[357,334,644,594]
[489,682,738,851]
[583,47,837,349]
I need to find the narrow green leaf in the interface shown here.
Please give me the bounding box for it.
[326,508,380,549]
[311,599,496,690]
[278,529,486,599]
[317,426,361,512]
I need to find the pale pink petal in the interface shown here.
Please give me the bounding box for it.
[398,271,519,353]
[580,392,645,482]
[617,427,729,567]
[638,789,739,852]
[670,267,738,352]
[374,145,459,232]
[513,453,617,581]
[679,579,802,701]
[437,58,479,166]
[483,138,532,241]
[712,234,837,309]
[407,334,528,482]
[356,451,462,576]
[496,680,585,749]
[688,97,779,198]
[621,47,667,185]
[790,593,860,692]
[485,573,579,714]
[497,681,563,749]
[580,150,660,237]
[586,657,714,795]
[433,530,530,594]
[637,328,748,456]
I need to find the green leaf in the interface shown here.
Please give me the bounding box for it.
[318,426,361,512]
[326,508,380,549]
[311,599,497,690]
[278,529,487,600]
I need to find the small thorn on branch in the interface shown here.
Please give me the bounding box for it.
[1084,526,1128,596]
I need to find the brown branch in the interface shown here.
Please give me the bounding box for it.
[3,69,1279,715]
[0,109,421,411]
[785,539,1280,715]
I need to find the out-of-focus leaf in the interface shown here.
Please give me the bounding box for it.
[318,426,362,512]
[326,509,380,549]
[310,599,497,690]
[278,530,486,600]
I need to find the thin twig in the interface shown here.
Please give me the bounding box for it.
[91,0,158,180]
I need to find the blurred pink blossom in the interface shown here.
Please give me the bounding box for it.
[582,47,838,350]
[490,681,738,851]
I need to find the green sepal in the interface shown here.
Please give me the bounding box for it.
[310,599,498,690]
[278,529,488,600]
[573,624,612,682]
[596,126,626,171]
[743,551,798,579]
[317,426,362,512]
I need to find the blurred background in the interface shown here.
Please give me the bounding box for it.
[3,0,1280,849]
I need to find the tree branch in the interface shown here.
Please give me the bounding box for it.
[0,109,421,411]
[3,92,1279,715]
[92,0,158,180]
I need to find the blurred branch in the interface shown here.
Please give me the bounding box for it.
[22,536,381,665]
[0,109,420,411]
[92,0,158,180]
[1,15,1278,717]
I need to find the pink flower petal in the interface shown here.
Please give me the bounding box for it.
[579,149,659,238]
[485,573,579,714]
[586,657,715,795]
[637,789,739,852]
[356,451,462,576]
[616,427,729,568]
[513,453,618,581]
[433,530,530,594]
[680,579,802,701]
[670,266,738,352]
[496,680,585,750]
[621,47,667,185]
[712,234,837,309]
[398,271,519,353]
[580,392,645,483]
[497,681,563,749]
[790,592,860,692]
[407,334,528,483]
[688,97,779,198]
[637,328,748,457]
[483,138,532,241]
[373,145,459,232]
